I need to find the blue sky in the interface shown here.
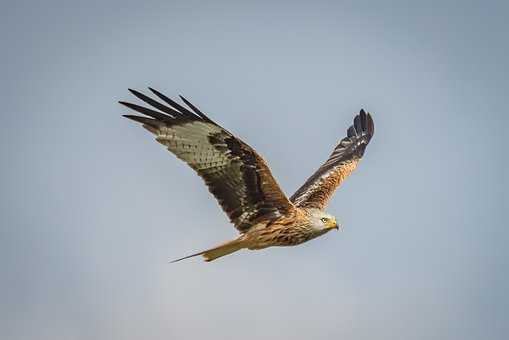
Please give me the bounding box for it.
[1,1,507,339]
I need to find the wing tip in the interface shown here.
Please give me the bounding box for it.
[122,114,154,124]
[146,87,207,121]
[121,87,218,125]
[367,112,374,136]
[356,108,374,138]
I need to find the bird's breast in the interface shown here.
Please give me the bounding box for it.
[244,222,318,249]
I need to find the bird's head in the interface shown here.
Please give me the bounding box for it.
[308,209,340,233]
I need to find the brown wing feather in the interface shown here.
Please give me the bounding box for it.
[290,109,374,210]
[120,88,294,232]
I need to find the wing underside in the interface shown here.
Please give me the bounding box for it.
[290,109,374,210]
[120,88,294,232]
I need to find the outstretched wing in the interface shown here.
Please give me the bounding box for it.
[290,110,374,210]
[120,88,294,232]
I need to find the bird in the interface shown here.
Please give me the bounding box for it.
[120,88,374,262]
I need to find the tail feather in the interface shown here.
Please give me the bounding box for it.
[170,238,245,263]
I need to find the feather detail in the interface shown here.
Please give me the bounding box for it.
[121,88,295,232]
[290,109,374,210]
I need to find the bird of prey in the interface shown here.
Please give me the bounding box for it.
[120,88,374,262]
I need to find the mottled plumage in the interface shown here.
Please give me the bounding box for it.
[120,88,374,262]
[290,109,374,209]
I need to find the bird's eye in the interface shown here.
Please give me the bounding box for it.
[321,217,328,223]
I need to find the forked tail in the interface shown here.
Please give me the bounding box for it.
[170,238,246,263]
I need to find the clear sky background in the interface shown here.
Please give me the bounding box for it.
[1,1,507,339]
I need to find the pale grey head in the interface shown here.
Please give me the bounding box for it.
[307,208,340,234]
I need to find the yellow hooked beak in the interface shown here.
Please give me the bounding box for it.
[326,218,339,230]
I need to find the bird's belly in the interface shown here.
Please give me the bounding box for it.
[245,224,317,249]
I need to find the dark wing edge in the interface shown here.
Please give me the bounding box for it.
[120,88,294,232]
[290,109,374,210]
